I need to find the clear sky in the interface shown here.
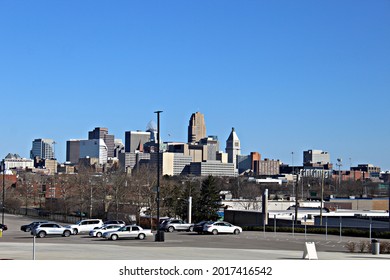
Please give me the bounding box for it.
[1,0,389,170]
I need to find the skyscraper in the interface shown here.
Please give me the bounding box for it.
[88,127,115,158]
[225,128,241,169]
[79,139,108,165]
[125,131,151,153]
[30,138,55,160]
[88,127,108,140]
[199,136,220,161]
[188,112,206,143]
[66,139,81,164]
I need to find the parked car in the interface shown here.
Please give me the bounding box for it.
[160,219,194,232]
[31,222,72,238]
[0,223,7,231]
[193,221,212,234]
[203,221,242,235]
[20,221,48,232]
[103,220,126,227]
[67,219,104,234]
[103,225,153,241]
[89,224,122,238]
[70,211,87,217]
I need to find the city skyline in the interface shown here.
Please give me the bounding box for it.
[1,1,389,170]
[4,114,387,172]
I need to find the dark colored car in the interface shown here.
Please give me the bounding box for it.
[20,221,48,232]
[193,221,212,234]
[0,224,7,231]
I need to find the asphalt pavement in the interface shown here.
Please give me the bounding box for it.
[1,214,389,260]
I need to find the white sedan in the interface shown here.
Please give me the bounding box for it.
[89,225,123,238]
[102,225,153,241]
[204,221,242,235]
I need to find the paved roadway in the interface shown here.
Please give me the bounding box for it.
[1,214,389,260]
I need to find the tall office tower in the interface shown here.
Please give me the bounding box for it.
[79,139,108,165]
[30,138,55,160]
[125,131,151,153]
[104,134,115,158]
[188,112,206,143]
[199,136,220,161]
[303,149,330,167]
[66,139,81,164]
[88,127,108,140]
[225,127,241,169]
[88,127,115,158]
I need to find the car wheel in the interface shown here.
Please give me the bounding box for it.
[188,226,194,232]
[38,231,46,238]
[63,230,71,237]
[96,232,102,238]
[111,234,118,241]
[73,229,78,235]
[138,233,145,240]
[234,229,240,235]
[212,229,218,235]
[168,226,174,232]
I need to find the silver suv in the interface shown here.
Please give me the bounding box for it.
[67,219,104,234]
[160,219,194,232]
[32,222,72,238]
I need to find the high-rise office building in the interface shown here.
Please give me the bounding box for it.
[88,127,108,140]
[30,138,55,160]
[66,139,81,164]
[226,127,241,169]
[188,112,206,143]
[88,127,115,158]
[199,136,220,161]
[79,139,108,165]
[125,131,151,153]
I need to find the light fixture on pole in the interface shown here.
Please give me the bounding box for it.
[154,110,164,242]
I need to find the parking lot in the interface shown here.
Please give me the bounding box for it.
[1,214,389,260]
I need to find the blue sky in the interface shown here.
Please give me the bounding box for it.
[1,0,389,170]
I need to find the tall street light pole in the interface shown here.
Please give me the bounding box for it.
[2,160,5,225]
[154,110,164,242]
[292,152,298,225]
[336,158,342,194]
[320,166,325,226]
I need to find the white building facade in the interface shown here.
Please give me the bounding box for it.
[79,139,108,164]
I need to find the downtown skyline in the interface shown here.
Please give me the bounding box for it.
[1,1,389,170]
[3,111,388,172]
